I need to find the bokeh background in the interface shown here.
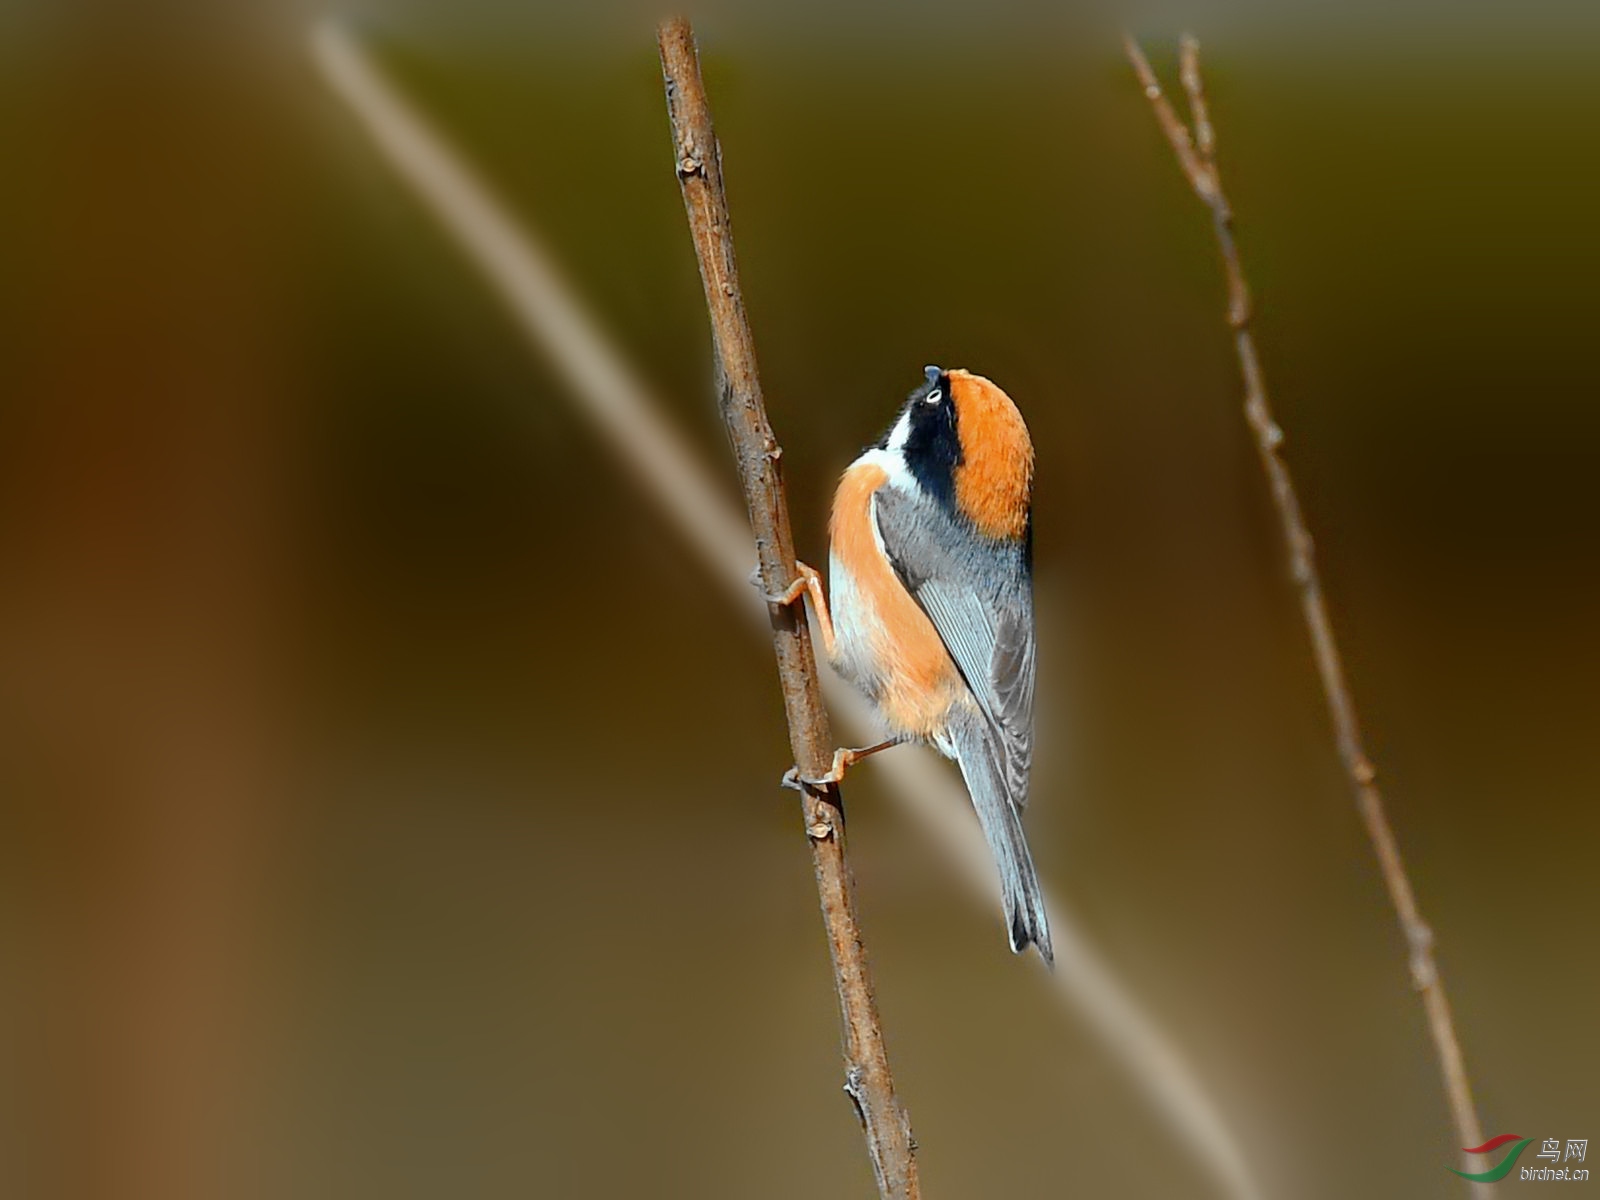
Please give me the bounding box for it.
[2,1,1597,1197]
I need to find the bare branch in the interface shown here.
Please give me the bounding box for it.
[1123,35,1210,199]
[656,17,919,1199]
[1124,31,1492,1194]
[1177,35,1216,165]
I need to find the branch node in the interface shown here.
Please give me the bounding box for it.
[1407,922,1438,991]
[844,1063,865,1100]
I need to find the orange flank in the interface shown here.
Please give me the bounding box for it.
[830,461,969,737]
[947,369,1033,540]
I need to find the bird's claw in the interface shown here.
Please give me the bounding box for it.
[780,749,851,793]
[752,561,813,607]
[766,576,809,606]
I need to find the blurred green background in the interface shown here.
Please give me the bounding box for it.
[2,1,1597,1197]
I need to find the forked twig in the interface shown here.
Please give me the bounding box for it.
[656,17,919,1199]
[1124,31,1491,1193]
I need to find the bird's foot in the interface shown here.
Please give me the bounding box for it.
[780,737,906,791]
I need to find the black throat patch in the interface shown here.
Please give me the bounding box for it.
[889,365,961,515]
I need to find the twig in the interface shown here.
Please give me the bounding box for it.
[655,17,919,1199]
[1124,31,1491,1192]
[310,21,1266,1198]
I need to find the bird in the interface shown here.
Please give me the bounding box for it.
[772,365,1051,965]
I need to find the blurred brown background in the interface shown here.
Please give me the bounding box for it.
[2,1,1597,1197]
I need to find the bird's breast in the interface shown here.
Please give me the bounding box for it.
[828,454,967,739]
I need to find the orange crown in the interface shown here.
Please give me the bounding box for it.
[948,369,1033,540]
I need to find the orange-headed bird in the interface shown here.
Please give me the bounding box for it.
[780,366,1050,964]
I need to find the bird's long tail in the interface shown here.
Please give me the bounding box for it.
[949,714,1053,965]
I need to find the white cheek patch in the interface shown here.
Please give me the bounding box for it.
[852,447,920,496]
[885,408,912,453]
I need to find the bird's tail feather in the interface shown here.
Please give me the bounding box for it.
[950,716,1053,965]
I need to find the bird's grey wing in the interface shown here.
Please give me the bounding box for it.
[871,488,1036,807]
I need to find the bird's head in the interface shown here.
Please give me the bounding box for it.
[881,365,1033,541]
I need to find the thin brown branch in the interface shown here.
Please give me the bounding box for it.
[656,18,920,1199]
[1177,35,1217,166]
[1124,31,1492,1193]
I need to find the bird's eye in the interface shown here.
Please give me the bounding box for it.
[924,388,943,405]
